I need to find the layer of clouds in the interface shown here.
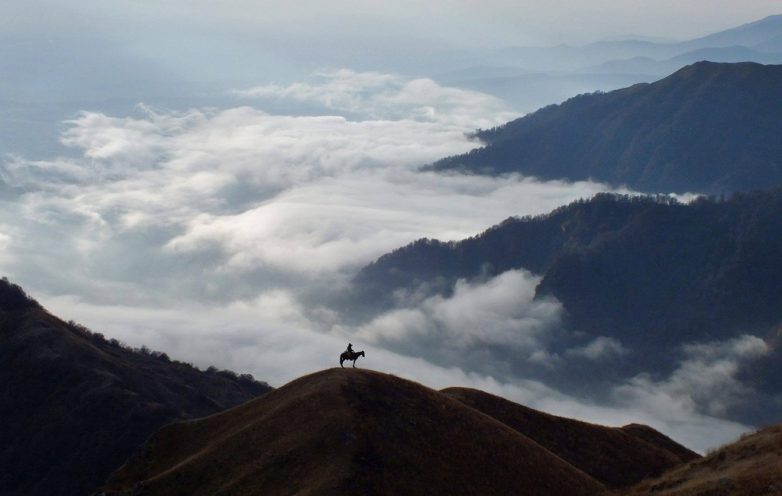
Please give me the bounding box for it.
[616,335,771,418]
[42,288,756,454]
[234,69,517,128]
[163,170,609,277]
[346,270,565,372]
[1,72,609,297]
[322,266,766,451]
[0,69,766,453]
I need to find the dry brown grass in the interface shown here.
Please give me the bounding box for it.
[104,370,355,496]
[623,424,782,495]
[102,369,609,496]
[443,387,699,489]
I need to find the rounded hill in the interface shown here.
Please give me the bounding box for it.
[103,368,700,496]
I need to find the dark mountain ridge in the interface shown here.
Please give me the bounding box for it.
[101,368,696,495]
[431,62,782,194]
[357,190,782,343]
[0,278,271,496]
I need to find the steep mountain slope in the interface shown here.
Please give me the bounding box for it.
[534,192,782,350]
[0,279,271,496]
[431,62,782,194]
[353,193,659,314]
[102,369,695,496]
[623,423,782,495]
[443,387,698,488]
[355,190,782,347]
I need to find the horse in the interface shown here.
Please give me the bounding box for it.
[339,350,365,368]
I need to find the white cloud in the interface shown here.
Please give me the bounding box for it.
[234,69,397,108]
[615,335,771,418]
[349,269,563,361]
[164,171,609,274]
[234,69,517,128]
[566,336,629,361]
[2,80,609,283]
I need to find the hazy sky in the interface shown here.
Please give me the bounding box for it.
[4,0,780,103]
[5,0,781,46]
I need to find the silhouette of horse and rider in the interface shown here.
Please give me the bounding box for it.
[339,343,365,368]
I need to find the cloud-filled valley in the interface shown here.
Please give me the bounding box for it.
[0,69,768,453]
[1,71,608,300]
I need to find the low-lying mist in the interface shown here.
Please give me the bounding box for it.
[0,70,758,452]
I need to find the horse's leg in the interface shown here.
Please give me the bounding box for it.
[352,358,357,368]
[340,357,344,368]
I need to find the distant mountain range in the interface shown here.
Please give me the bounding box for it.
[679,14,782,51]
[352,190,782,423]
[0,279,271,496]
[583,46,782,77]
[431,62,782,194]
[434,14,782,113]
[100,368,697,496]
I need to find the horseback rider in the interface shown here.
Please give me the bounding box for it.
[340,343,364,368]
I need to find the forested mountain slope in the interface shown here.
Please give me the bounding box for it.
[356,190,782,348]
[431,62,782,194]
[0,279,271,496]
[353,190,782,424]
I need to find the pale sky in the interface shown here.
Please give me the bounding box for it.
[4,0,780,102]
[4,0,782,46]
